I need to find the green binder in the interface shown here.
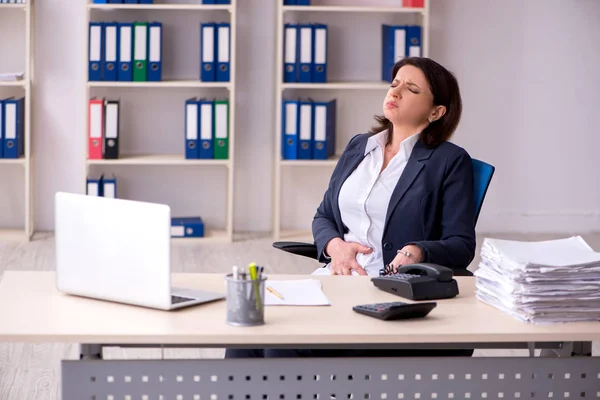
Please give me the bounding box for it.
[133,22,148,82]
[213,99,229,160]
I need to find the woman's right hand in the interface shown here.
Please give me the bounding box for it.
[325,238,373,275]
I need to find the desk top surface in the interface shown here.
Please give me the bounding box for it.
[0,271,599,344]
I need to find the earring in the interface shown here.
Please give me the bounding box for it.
[428,117,434,123]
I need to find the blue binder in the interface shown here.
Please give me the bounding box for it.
[297,24,313,83]
[139,0,153,3]
[185,98,199,159]
[103,22,118,81]
[298,98,313,160]
[93,0,108,3]
[284,0,297,4]
[297,0,310,4]
[124,0,138,3]
[3,97,24,159]
[148,22,163,81]
[88,22,104,81]
[281,99,299,160]
[107,0,123,3]
[171,217,205,238]
[200,22,216,82]
[216,22,230,82]
[312,23,327,83]
[202,0,217,3]
[312,99,336,160]
[86,174,104,197]
[117,22,133,81]
[283,24,298,83]
[407,25,422,57]
[197,98,214,159]
[216,0,230,3]
[0,99,4,158]
[381,25,407,82]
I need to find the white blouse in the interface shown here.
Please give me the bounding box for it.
[313,130,419,276]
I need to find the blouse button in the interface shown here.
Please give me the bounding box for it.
[383,242,393,251]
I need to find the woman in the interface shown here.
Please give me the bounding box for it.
[313,56,476,277]
[225,57,475,359]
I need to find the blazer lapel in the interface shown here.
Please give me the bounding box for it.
[383,141,434,233]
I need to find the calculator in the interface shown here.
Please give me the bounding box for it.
[352,301,437,321]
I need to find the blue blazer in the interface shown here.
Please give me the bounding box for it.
[312,133,476,272]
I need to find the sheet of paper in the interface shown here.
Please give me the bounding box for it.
[264,279,331,306]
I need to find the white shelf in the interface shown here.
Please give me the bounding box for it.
[88,80,230,89]
[86,154,230,167]
[0,0,33,242]
[0,80,26,87]
[282,81,391,90]
[0,157,27,166]
[85,0,237,243]
[88,4,232,11]
[171,229,229,244]
[272,0,430,240]
[283,5,425,14]
[280,155,340,167]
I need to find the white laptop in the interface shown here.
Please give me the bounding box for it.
[54,192,225,310]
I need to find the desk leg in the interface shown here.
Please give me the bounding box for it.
[79,344,102,360]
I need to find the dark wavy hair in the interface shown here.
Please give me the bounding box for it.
[370,57,462,148]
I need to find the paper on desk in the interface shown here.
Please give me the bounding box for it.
[265,279,331,306]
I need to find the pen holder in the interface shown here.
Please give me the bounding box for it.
[225,273,266,327]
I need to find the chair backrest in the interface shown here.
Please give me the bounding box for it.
[471,158,495,227]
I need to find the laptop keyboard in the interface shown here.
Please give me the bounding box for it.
[171,295,195,304]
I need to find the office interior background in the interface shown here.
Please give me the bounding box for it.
[0,0,599,398]
[0,0,598,240]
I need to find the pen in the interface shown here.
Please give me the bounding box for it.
[266,286,284,300]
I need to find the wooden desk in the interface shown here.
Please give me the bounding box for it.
[0,271,598,399]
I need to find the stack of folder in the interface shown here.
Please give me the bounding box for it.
[171,217,205,238]
[88,98,120,160]
[283,0,310,4]
[86,173,117,198]
[0,97,25,159]
[92,1,155,4]
[200,22,231,82]
[202,0,231,4]
[185,98,229,160]
[281,98,336,160]
[89,21,162,82]
[283,23,328,83]
[475,236,600,324]
[381,24,422,82]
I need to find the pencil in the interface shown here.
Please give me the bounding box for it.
[266,286,284,300]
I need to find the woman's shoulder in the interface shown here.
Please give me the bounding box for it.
[432,140,472,161]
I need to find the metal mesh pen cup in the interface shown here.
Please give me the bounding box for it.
[225,273,266,326]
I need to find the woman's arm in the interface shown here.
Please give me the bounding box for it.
[312,134,363,263]
[404,150,477,270]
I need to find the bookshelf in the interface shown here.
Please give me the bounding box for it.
[0,1,34,242]
[272,0,429,240]
[85,0,237,243]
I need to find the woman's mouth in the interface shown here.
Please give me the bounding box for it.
[385,102,398,109]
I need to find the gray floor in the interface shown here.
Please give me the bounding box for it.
[0,231,599,399]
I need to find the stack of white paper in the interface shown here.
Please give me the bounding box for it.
[0,73,24,82]
[474,236,600,324]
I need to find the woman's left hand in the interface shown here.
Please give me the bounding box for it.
[389,245,424,272]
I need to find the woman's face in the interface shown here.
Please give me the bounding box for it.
[383,65,436,127]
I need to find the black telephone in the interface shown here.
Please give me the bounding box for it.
[371,263,459,301]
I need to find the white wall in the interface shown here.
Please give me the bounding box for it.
[0,0,598,234]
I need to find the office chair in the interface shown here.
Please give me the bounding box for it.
[272,158,496,271]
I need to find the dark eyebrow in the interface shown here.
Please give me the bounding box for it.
[407,82,421,89]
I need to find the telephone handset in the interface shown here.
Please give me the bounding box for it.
[371,263,459,301]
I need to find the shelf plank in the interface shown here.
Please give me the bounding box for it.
[88,4,232,11]
[0,157,26,165]
[283,5,425,13]
[88,80,230,89]
[0,80,26,87]
[171,230,230,244]
[280,155,340,167]
[282,81,390,90]
[0,4,27,9]
[87,154,230,166]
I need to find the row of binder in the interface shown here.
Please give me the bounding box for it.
[89,21,162,82]
[200,22,231,82]
[84,174,205,238]
[0,97,25,159]
[88,98,120,160]
[185,98,230,160]
[283,23,327,83]
[381,24,422,82]
[281,98,336,160]
[86,173,117,198]
[0,0,27,3]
